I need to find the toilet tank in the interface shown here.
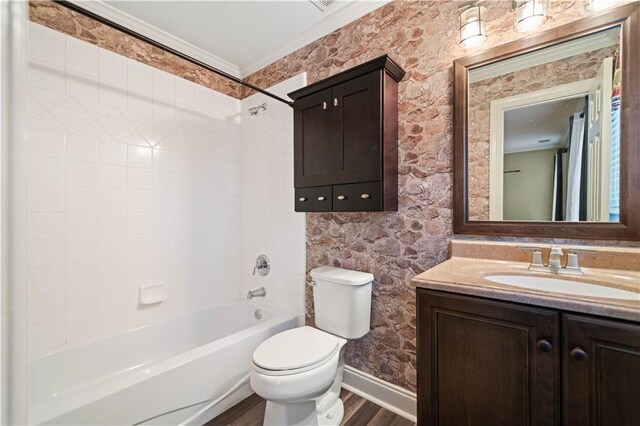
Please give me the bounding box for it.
[310,266,373,339]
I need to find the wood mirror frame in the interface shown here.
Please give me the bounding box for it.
[453,3,640,240]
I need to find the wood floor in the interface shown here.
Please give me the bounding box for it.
[206,388,414,426]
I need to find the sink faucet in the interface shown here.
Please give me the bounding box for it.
[247,287,266,299]
[548,246,563,274]
[517,246,596,275]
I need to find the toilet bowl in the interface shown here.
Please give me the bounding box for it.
[250,266,373,426]
[250,326,347,425]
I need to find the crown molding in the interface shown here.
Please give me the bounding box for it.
[239,0,392,77]
[68,0,241,78]
[67,0,391,80]
[469,28,618,83]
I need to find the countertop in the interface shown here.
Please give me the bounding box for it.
[413,257,640,322]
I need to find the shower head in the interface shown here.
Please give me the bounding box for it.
[248,103,267,116]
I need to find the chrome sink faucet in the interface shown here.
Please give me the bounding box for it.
[517,246,596,275]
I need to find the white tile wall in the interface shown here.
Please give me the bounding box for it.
[27,23,242,356]
[240,75,307,320]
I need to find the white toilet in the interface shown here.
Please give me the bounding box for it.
[250,266,373,426]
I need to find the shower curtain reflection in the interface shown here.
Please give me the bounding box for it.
[564,111,587,221]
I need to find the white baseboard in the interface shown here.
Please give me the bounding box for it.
[342,365,417,423]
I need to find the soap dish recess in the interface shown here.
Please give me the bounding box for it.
[139,285,167,305]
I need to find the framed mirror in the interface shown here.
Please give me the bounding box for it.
[453,3,639,240]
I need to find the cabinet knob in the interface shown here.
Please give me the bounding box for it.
[298,197,307,202]
[322,101,327,110]
[570,347,588,361]
[337,195,346,200]
[360,193,371,199]
[333,98,338,107]
[537,339,552,352]
[317,196,326,201]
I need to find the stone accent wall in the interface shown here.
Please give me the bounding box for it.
[28,1,244,98]
[468,46,616,221]
[243,0,637,392]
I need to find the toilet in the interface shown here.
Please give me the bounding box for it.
[250,266,373,426]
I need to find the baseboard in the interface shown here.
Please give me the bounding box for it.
[342,366,417,423]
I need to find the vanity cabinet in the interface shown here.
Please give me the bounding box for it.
[562,314,640,426]
[417,289,640,426]
[288,55,405,212]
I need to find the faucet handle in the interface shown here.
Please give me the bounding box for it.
[517,246,544,268]
[564,248,595,273]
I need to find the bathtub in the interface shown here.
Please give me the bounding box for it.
[29,302,298,425]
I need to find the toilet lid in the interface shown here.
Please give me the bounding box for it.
[253,326,340,371]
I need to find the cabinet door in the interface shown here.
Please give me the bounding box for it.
[294,88,333,187]
[562,314,640,426]
[417,290,559,426]
[331,72,381,184]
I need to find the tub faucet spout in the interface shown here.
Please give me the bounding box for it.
[247,287,266,299]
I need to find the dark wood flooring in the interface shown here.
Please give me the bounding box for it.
[206,388,414,426]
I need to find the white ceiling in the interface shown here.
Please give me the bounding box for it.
[82,0,389,77]
[504,96,586,154]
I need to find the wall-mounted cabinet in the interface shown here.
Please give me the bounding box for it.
[288,55,405,212]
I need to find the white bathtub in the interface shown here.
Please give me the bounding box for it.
[29,302,298,425]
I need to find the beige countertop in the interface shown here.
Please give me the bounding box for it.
[413,257,640,322]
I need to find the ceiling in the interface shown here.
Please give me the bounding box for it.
[504,96,586,154]
[83,0,389,77]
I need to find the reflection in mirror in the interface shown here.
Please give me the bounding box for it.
[468,27,621,222]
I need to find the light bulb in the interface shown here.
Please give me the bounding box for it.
[459,6,487,49]
[515,0,548,32]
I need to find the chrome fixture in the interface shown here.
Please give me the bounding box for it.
[254,309,263,320]
[586,0,619,11]
[248,103,267,116]
[253,254,270,276]
[459,2,487,48]
[517,246,596,275]
[247,287,267,299]
[514,0,548,32]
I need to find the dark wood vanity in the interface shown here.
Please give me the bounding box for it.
[416,288,640,426]
[288,55,405,212]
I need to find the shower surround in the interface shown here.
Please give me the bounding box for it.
[26,21,244,355]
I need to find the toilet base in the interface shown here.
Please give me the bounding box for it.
[263,395,343,426]
[262,363,345,426]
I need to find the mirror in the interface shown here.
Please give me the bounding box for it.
[453,4,640,240]
[468,27,621,222]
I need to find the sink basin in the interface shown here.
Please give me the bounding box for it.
[484,275,639,301]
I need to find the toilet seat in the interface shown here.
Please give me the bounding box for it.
[253,326,340,376]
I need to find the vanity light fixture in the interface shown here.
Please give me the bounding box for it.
[459,3,487,48]
[514,0,548,32]
[586,0,619,11]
